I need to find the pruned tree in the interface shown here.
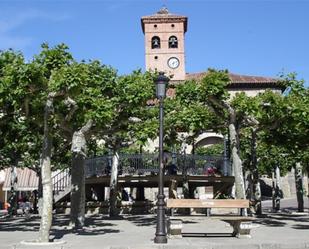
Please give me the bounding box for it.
[0,44,74,242]
[100,70,154,217]
[49,58,118,227]
[32,43,73,242]
[258,74,309,212]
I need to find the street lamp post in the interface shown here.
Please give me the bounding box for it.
[154,72,169,244]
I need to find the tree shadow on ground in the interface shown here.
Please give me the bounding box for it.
[124,214,199,227]
[282,207,300,212]
[182,232,233,238]
[0,214,120,238]
[292,224,309,229]
[0,216,40,232]
[52,214,120,226]
[98,215,125,221]
[182,220,199,224]
[262,213,309,223]
[51,214,120,239]
[51,226,120,240]
[254,218,286,227]
[253,211,309,228]
[124,215,156,227]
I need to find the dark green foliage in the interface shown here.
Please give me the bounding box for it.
[195,143,224,155]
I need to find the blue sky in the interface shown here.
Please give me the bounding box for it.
[0,0,308,85]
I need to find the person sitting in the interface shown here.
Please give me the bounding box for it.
[166,163,178,175]
[122,189,130,201]
[205,166,216,176]
[91,187,98,201]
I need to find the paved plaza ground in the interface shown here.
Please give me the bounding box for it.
[0,198,309,249]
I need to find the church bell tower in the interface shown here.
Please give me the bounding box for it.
[141,7,188,81]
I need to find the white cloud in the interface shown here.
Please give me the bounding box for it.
[0,8,71,50]
[0,35,33,50]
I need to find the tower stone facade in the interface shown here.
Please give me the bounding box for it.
[141,7,187,81]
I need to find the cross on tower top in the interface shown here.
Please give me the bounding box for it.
[157,6,169,15]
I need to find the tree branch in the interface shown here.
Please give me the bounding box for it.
[80,119,94,135]
[244,115,259,127]
[208,96,236,123]
[64,97,78,122]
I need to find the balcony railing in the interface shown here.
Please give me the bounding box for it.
[85,153,231,178]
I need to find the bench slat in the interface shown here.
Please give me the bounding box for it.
[166,199,249,208]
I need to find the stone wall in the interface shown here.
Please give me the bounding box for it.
[260,170,308,199]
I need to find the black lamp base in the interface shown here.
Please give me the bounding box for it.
[154,235,168,244]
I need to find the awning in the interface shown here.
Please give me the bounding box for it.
[3,168,39,191]
[0,170,5,184]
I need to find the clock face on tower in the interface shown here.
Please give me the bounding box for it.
[168,57,180,69]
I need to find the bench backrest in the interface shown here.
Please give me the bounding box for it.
[166,199,249,208]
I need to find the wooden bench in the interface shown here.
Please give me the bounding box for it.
[219,216,255,238]
[166,199,255,238]
[167,199,249,215]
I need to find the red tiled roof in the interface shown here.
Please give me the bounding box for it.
[228,73,278,84]
[186,72,278,85]
[146,72,280,106]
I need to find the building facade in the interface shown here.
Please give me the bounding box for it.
[141,7,187,81]
[142,7,283,151]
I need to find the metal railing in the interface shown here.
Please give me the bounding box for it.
[85,154,158,178]
[176,154,230,176]
[52,168,71,196]
[85,153,231,178]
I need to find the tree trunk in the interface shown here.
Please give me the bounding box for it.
[223,135,230,176]
[169,179,177,199]
[182,170,189,199]
[8,165,18,216]
[136,187,145,201]
[208,97,245,201]
[245,170,252,200]
[109,151,119,217]
[38,96,54,242]
[229,123,245,200]
[35,170,42,214]
[70,152,86,228]
[251,128,262,215]
[191,138,195,155]
[275,166,281,211]
[272,170,276,211]
[295,162,304,212]
[70,120,93,228]
[252,173,261,214]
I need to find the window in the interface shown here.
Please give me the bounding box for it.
[154,24,158,28]
[168,36,178,48]
[171,24,175,28]
[154,56,158,60]
[151,36,160,49]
